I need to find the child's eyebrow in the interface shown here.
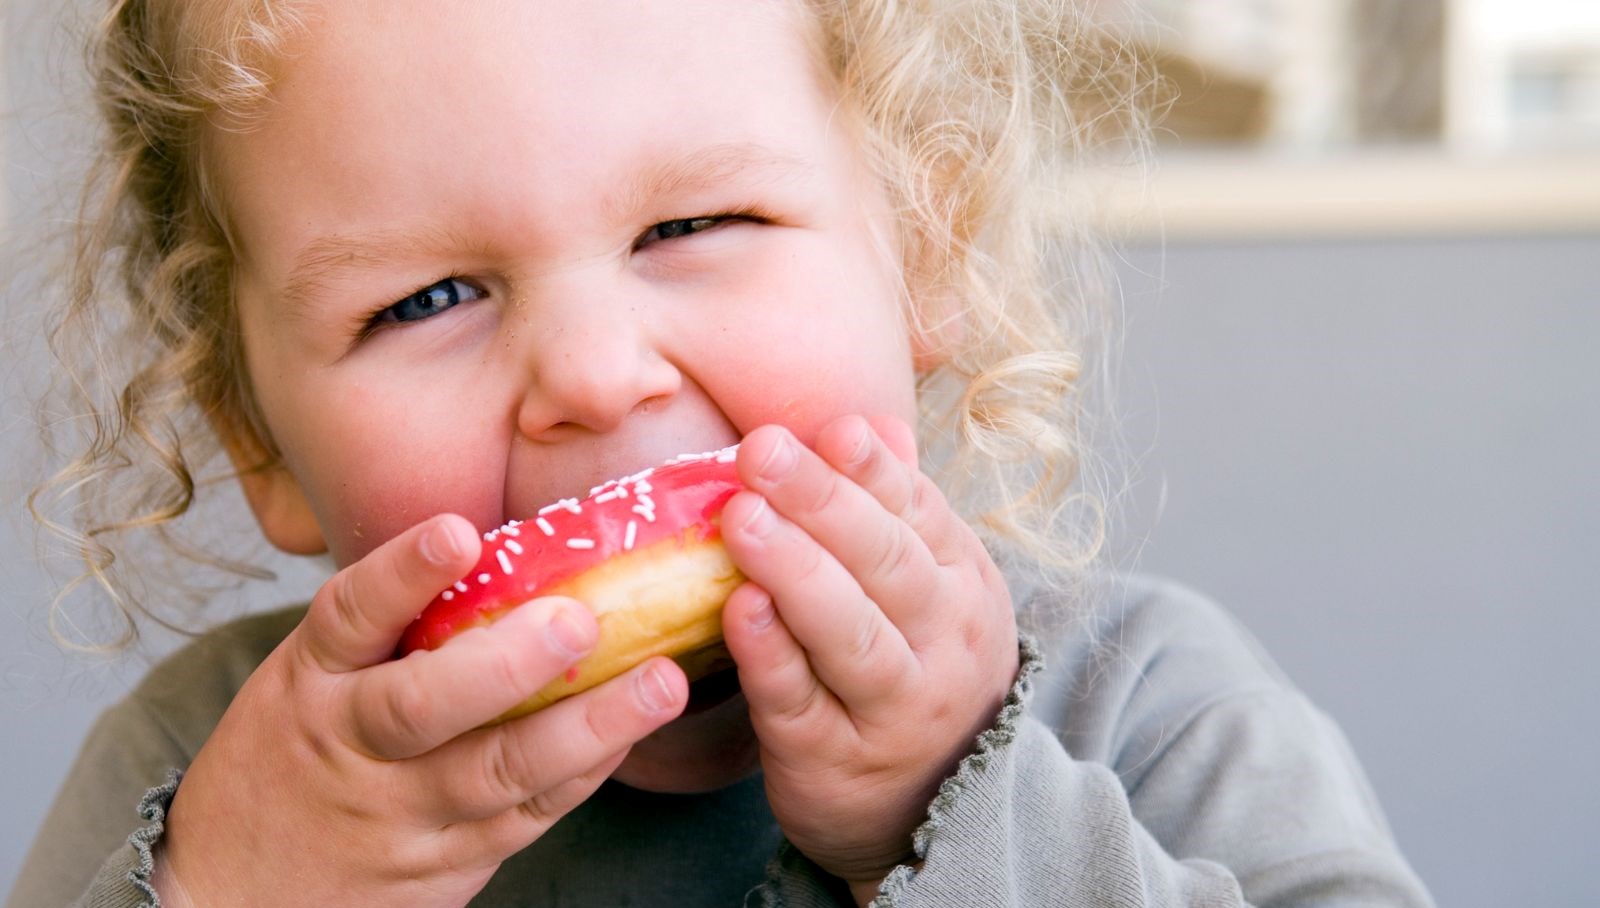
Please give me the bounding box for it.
[278,142,814,310]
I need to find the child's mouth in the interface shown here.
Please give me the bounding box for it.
[683,666,743,714]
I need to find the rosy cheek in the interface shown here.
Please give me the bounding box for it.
[280,388,502,566]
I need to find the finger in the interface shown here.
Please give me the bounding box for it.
[407,656,686,823]
[721,488,916,713]
[866,413,918,470]
[340,597,597,760]
[739,424,944,633]
[439,750,629,869]
[818,417,970,570]
[814,415,915,514]
[721,581,841,745]
[298,514,482,674]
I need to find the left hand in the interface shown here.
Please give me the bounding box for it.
[719,415,1021,895]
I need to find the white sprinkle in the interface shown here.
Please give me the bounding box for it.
[566,538,596,550]
[561,498,582,514]
[454,581,469,593]
[536,517,555,536]
[632,500,657,523]
[504,539,524,555]
[496,549,513,575]
[624,520,638,551]
[634,479,653,495]
[594,488,624,504]
[477,573,491,584]
[716,448,737,463]
[537,500,565,516]
[502,526,520,537]
[441,590,455,601]
[484,530,498,542]
[588,479,617,497]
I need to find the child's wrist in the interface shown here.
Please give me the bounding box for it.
[845,860,922,908]
[847,875,883,907]
[149,843,196,908]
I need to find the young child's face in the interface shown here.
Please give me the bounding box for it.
[210,0,920,790]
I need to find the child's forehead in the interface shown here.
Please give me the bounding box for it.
[210,0,841,261]
[269,0,823,93]
[209,0,864,287]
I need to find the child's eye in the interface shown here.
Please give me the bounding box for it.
[637,215,730,248]
[370,277,483,328]
[634,208,770,251]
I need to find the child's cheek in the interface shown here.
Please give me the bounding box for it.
[275,384,507,568]
[696,233,916,440]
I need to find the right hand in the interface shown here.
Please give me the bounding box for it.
[152,514,689,907]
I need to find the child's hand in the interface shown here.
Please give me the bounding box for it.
[152,515,688,908]
[721,416,1021,897]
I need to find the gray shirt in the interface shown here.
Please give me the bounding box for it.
[6,575,1435,907]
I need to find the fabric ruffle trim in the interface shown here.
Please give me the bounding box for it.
[751,634,1044,907]
[869,633,1043,907]
[127,768,184,907]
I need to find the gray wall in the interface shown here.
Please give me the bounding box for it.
[4,3,1598,905]
[1109,235,1600,908]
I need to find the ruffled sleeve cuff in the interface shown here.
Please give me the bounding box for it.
[72,769,183,908]
[749,635,1045,908]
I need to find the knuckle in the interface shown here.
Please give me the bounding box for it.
[790,536,828,584]
[908,473,942,518]
[483,732,532,805]
[961,613,990,654]
[377,673,434,753]
[579,696,618,750]
[857,636,908,694]
[869,526,917,580]
[485,641,540,701]
[520,789,562,827]
[776,680,824,727]
[850,611,884,663]
[799,468,844,516]
[322,570,371,642]
[859,443,901,497]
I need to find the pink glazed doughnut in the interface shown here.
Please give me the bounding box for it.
[397,447,744,720]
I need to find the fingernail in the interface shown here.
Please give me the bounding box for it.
[747,593,775,630]
[741,496,776,539]
[545,606,594,659]
[758,433,797,482]
[421,519,463,564]
[637,663,673,713]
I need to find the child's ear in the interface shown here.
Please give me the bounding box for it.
[212,416,328,556]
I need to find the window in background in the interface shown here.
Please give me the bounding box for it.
[1124,0,1600,152]
[1096,0,1600,237]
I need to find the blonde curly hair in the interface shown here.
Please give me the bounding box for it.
[29,0,1159,650]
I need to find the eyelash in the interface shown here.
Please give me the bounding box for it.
[630,205,772,251]
[360,206,774,337]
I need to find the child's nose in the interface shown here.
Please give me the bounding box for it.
[513,304,682,439]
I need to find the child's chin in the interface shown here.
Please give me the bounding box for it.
[610,689,760,794]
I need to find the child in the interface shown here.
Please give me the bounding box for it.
[9,1,1435,906]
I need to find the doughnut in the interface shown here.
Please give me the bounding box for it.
[396,446,745,721]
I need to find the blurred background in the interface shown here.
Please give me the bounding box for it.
[4,0,1598,904]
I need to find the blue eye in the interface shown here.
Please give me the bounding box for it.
[373,277,482,327]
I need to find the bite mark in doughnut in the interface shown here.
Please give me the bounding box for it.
[397,446,745,721]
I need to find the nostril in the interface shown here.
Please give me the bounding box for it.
[516,358,681,440]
